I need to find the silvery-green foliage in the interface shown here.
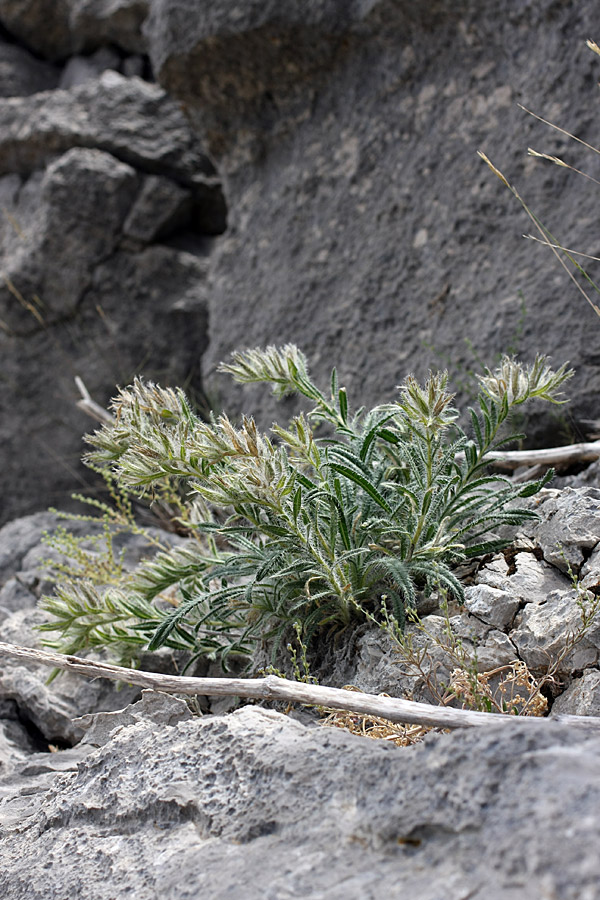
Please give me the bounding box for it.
[40,347,573,668]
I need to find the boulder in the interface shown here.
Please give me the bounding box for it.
[520,488,600,572]
[0,512,197,746]
[553,669,600,717]
[145,0,600,446]
[464,583,520,630]
[0,71,213,179]
[0,39,59,96]
[0,0,149,60]
[0,701,599,898]
[0,70,224,527]
[511,588,600,675]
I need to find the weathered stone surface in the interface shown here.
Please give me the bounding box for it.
[145,0,600,447]
[0,1,73,61]
[68,0,149,55]
[0,0,149,60]
[58,46,121,89]
[553,669,600,718]
[122,174,191,244]
[0,63,227,526]
[0,513,59,584]
[521,488,600,572]
[0,71,213,179]
[74,689,192,747]
[0,40,59,96]
[476,549,570,603]
[0,577,38,620]
[1,147,138,332]
[0,512,202,746]
[0,607,141,743]
[464,583,520,630]
[511,589,600,674]
[1,703,600,898]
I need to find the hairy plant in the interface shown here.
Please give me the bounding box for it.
[39,345,572,669]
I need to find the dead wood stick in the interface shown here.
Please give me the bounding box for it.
[74,376,114,426]
[485,440,600,471]
[1,641,599,732]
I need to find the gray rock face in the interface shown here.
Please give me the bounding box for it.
[521,488,600,572]
[0,512,197,747]
[464,583,520,630]
[0,40,59,96]
[511,589,600,675]
[0,0,149,60]
[145,0,600,448]
[553,669,600,718]
[0,69,224,526]
[1,701,599,899]
[0,71,212,179]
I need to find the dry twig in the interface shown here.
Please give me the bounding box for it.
[1,641,599,732]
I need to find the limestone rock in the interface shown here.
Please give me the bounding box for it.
[0,0,149,60]
[0,71,213,179]
[0,40,59,96]
[511,589,600,674]
[464,583,520,630]
[475,550,569,602]
[521,488,600,572]
[0,704,599,898]
[553,669,600,717]
[0,1,73,61]
[0,512,197,746]
[58,46,122,89]
[144,0,600,445]
[68,0,149,56]
[0,607,141,743]
[0,513,59,584]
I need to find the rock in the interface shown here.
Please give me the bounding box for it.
[0,40,59,96]
[0,577,38,621]
[511,588,600,674]
[0,607,142,744]
[0,743,93,831]
[1,147,139,332]
[0,71,213,180]
[475,549,570,603]
[464,583,520,630]
[0,0,149,60]
[0,511,200,743]
[122,174,191,244]
[0,64,227,525]
[58,47,122,89]
[68,0,150,56]
[74,689,192,747]
[0,513,59,584]
[553,669,600,717]
[0,704,599,898]
[0,1,73,61]
[144,0,600,447]
[580,545,600,593]
[521,488,600,572]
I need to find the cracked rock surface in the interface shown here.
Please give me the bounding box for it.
[0,487,599,898]
[1,699,600,899]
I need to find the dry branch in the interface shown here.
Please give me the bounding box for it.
[487,440,600,471]
[74,376,114,425]
[1,641,599,732]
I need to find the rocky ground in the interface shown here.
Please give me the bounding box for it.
[0,480,599,897]
[2,0,600,526]
[1,1,600,896]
